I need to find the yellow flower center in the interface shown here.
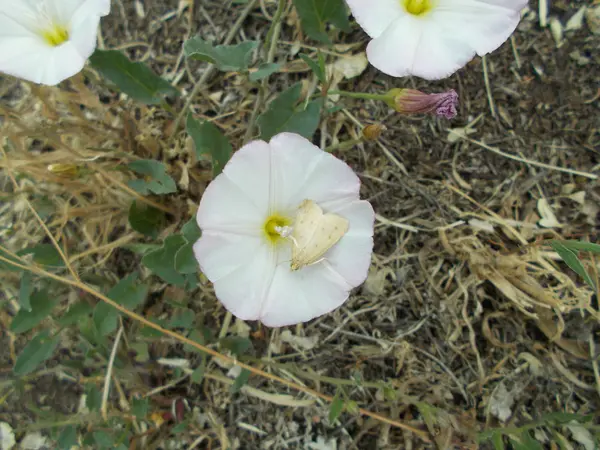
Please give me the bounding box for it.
[263,213,292,245]
[402,0,433,16]
[42,24,69,47]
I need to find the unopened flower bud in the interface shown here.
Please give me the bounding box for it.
[385,88,458,119]
[362,124,387,141]
[47,163,79,178]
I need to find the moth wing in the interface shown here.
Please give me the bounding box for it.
[291,200,322,258]
[292,205,349,270]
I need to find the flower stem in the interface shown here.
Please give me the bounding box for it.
[324,138,363,153]
[328,90,390,102]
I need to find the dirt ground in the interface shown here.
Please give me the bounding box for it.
[1,0,599,449]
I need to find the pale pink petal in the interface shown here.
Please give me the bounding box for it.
[194,233,276,321]
[344,0,403,38]
[268,133,360,213]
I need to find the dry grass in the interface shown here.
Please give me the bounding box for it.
[1,1,599,449]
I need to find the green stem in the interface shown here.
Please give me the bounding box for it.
[324,138,363,153]
[243,0,287,143]
[328,90,390,102]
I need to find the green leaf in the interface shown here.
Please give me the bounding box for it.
[89,49,178,105]
[183,329,210,353]
[132,397,149,419]
[542,412,594,424]
[93,302,118,336]
[86,385,102,411]
[219,336,253,356]
[186,114,233,176]
[128,201,165,238]
[18,244,64,267]
[130,342,149,362]
[183,37,258,72]
[491,433,505,450]
[191,360,206,384]
[258,83,323,140]
[127,160,177,195]
[58,302,93,327]
[550,241,596,289]
[553,240,600,254]
[57,426,78,450]
[168,309,195,329]
[142,235,187,286]
[171,420,189,434]
[94,273,148,335]
[19,272,34,311]
[231,368,250,394]
[249,63,281,82]
[109,273,147,308]
[93,431,113,449]
[181,218,202,242]
[300,53,327,84]
[510,431,544,450]
[328,391,344,424]
[13,331,59,375]
[174,243,198,274]
[11,291,57,333]
[292,0,350,43]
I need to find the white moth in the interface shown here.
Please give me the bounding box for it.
[290,199,349,271]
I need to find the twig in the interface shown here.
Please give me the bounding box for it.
[171,0,260,138]
[451,133,598,180]
[589,336,600,400]
[101,326,124,421]
[412,347,470,403]
[481,56,496,119]
[0,147,81,281]
[243,0,287,143]
[0,251,430,442]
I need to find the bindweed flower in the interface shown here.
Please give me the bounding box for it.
[193,132,375,327]
[0,0,111,85]
[386,88,458,119]
[345,0,528,80]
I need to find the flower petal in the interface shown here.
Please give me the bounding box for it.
[367,15,475,79]
[268,133,360,213]
[259,200,374,326]
[358,0,526,79]
[344,0,403,38]
[260,261,352,327]
[325,200,374,286]
[194,232,276,321]
[196,172,265,235]
[434,0,527,56]
[0,0,107,85]
[219,139,272,216]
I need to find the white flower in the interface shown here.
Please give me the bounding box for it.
[193,132,375,327]
[0,0,110,85]
[345,0,528,80]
